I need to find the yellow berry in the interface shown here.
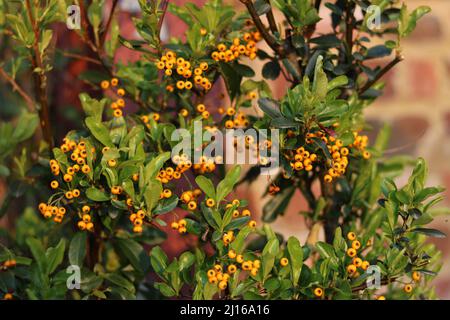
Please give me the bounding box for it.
[314,287,323,297]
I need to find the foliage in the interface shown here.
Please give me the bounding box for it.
[0,0,447,300]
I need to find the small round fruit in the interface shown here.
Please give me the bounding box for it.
[404,284,413,293]
[347,232,356,241]
[280,257,289,267]
[347,264,357,274]
[314,287,323,297]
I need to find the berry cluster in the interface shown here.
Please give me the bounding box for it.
[170,218,187,234]
[129,209,146,233]
[140,113,161,124]
[345,232,371,278]
[192,156,217,174]
[180,189,202,211]
[38,203,67,223]
[156,165,183,184]
[289,146,318,173]
[219,107,249,129]
[211,32,261,62]
[156,51,211,91]
[77,205,94,231]
[100,77,126,118]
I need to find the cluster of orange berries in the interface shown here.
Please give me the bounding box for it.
[140,113,160,124]
[192,103,211,120]
[101,77,126,118]
[290,146,318,173]
[219,107,250,129]
[38,203,67,224]
[349,131,371,158]
[156,165,183,184]
[268,184,280,196]
[193,156,217,174]
[224,200,256,227]
[345,232,371,278]
[211,32,261,62]
[229,249,261,277]
[77,205,94,232]
[3,293,13,300]
[180,189,202,211]
[156,51,211,91]
[40,139,96,227]
[129,209,146,233]
[160,188,173,199]
[170,218,187,234]
[2,259,16,270]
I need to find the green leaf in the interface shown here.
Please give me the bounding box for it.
[144,152,171,183]
[150,246,168,276]
[230,226,252,253]
[103,273,135,293]
[45,239,66,275]
[287,237,303,287]
[312,55,328,100]
[154,282,176,297]
[26,237,47,274]
[216,166,241,202]
[86,187,110,201]
[115,238,150,273]
[219,61,242,101]
[144,180,162,213]
[69,232,87,267]
[195,175,216,200]
[262,186,295,222]
[410,228,446,238]
[179,252,195,271]
[79,93,106,121]
[262,60,281,80]
[85,116,114,147]
[327,75,348,91]
[258,98,282,119]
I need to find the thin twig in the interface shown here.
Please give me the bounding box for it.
[0,66,35,111]
[358,54,403,95]
[158,0,169,41]
[57,50,103,65]
[100,0,119,47]
[266,6,278,34]
[25,0,54,148]
[239,0,284,56]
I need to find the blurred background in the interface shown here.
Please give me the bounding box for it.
[0,0,449,298]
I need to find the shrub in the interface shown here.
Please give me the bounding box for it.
[0,0,447,300]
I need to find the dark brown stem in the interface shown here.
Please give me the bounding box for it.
[358,55,403,95]
[58,50,103,65]
[25,0,54,148]
[158,0,170,40]
[239,0,284,56]
[266,7,278,34]
[345,0,354,58]
[100,0,119,48]
[0,66,35,111]
[78,0,97,52]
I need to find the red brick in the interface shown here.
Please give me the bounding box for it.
[407,15,443,42]
[405,59,438,100]
[388,116,429,155]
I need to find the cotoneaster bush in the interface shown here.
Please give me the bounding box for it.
[0,0,448,300]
